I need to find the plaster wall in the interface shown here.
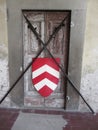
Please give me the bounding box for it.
[79,0,98,112]
[0,0,9,107]
[0,0,7,45]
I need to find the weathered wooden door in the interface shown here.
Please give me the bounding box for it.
[23,11,70,108]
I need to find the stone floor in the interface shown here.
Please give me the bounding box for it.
[0,108,98,130]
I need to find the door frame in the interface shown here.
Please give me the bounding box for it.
[7,0,87,110]
[23,11,70,109]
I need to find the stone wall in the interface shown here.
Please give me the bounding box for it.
[79,0,98,112]
[0,0,10,107]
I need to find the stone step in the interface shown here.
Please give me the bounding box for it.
[11,112,67,130]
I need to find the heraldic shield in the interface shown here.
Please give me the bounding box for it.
[32,58,60,97]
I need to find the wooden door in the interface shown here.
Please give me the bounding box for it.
[23,11,70,108]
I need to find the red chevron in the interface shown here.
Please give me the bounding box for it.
[32,58,60,71]
[38,85,53,97]
[32,72,59,85]
[32,58,60,97]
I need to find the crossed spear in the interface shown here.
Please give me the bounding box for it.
[0,13,94,114]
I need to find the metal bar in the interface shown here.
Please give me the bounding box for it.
[45,51,95,114]
[23,14,68,50]
[23,15,94,114]
[0,13,67,104]
[0,50,43,104]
